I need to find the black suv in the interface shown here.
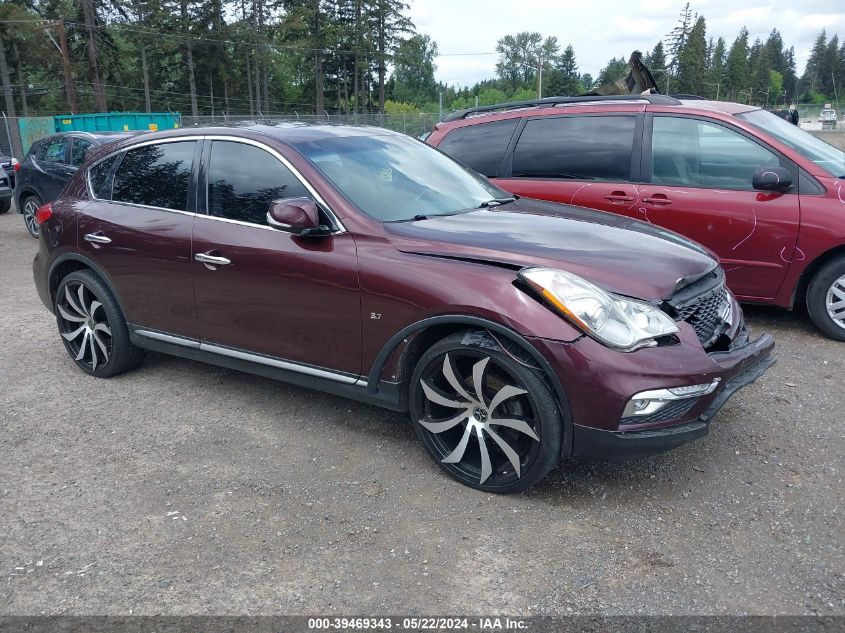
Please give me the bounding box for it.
[15,132,131,237]
[0,152,14,214]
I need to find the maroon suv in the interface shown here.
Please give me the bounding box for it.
[427,94,845,340]
[32,124,775,492]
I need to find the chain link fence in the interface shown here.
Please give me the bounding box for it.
[0,114,16,159]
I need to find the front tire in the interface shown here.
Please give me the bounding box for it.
[807,257,845,341]
[22,195,41,238]
[55,270,145,377]
[409,331,562,493]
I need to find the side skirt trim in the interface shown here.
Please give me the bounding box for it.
[133,327,365,386]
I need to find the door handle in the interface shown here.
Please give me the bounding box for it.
[642,194,673,205]
[84,232,112,244]
[195,252,232,268]
[603,191,634,203]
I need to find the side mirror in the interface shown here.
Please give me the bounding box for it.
[752,166,792,192]
[266,197,330,236]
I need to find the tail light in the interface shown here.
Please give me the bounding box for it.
[35,203,53,225]
[13,162,20,173]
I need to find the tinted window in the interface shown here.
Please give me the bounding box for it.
[42,138,68,164]
[438,119,519,177]
[89,154,121,200]
[207,141,309,225]
[511,116,636,180]
[113,141,196,210]
[71,138,95,166]
[651,116,779,189]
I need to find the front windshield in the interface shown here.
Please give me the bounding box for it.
[737,109,845,177]
[292,133,508,221]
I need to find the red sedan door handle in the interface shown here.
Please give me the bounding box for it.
[642,193,673,205]
[603,191,635,203]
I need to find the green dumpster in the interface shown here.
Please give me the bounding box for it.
[53,112,181,133]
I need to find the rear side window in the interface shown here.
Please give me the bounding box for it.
[437,119,519,177]
[89,154,121,199]
[206,140,309,225]
[70,138,95,166]
[511,116,636,181]
[112,141,196,210]
[42,138,68,164]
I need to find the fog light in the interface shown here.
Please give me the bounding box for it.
[622,379,720,418]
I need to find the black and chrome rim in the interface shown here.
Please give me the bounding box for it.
[415,351,541,487]
[57,281,112,370]
[827,274,845,331]
[23,199,39,236]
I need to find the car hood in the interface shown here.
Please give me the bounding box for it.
[383,199,718,301]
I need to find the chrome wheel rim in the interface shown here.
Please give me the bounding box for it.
[57,281,112,370]
[416,351,541,487]
[23,200,39,236]
[827,274,845,331]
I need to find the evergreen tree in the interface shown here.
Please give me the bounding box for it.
[706,37,726,99]
[675,15,706,96]
[724,27,750,101]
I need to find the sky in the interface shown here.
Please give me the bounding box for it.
[407,0,845,87]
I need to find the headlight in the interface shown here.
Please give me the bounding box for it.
[519,267,679,351]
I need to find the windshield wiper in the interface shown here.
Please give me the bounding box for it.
[384,214,431,223]
[478,196,517,208]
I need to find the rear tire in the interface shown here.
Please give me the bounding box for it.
[806,256,845,341]
[22,194,41,238]
[409,331,562,493]
[0,198,10,214]
[55,270,145,377]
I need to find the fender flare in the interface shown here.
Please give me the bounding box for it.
[48,253,128,317]
[15,186,40,212]
[367,314,574,456]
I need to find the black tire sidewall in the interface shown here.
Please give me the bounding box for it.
[55,270,142,377]
[0,198,10,214]
[807,257,845,341]
[22,195,41,238]
[409,332,562,493]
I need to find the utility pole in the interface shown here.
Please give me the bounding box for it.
[537,53,543,99]
[0,30,17,120]
[81,0,107,111]
[38,21,77,114]
[12,43,27,117]
[438,91,442,120]
[56,22,77,114]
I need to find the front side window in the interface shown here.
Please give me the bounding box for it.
[438,118,519,177]
[71,138,95,166]
[511,115,636,181]
[651,116,779,189]
[89,154,121,200]
[292,133,506,222]
[737,108,845,177]
[206,141,309,225]
[43,138,68,164]
[112,141,196,210]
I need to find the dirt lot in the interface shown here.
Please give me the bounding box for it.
[0,207,842,617]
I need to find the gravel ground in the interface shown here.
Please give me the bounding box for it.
[0,207,843,617]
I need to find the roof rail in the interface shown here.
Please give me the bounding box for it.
[440,94,682,122]
[670,93,706,100]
